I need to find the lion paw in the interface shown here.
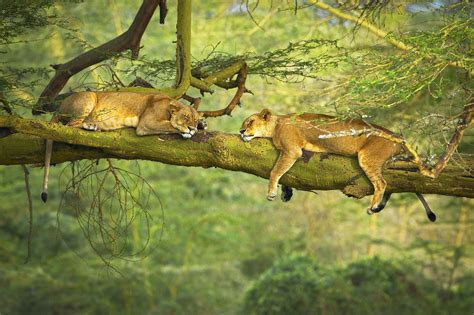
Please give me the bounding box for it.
[267,193,277,201]
[197,119,208,130]
[281,186,293,202]
[82,122,99,131]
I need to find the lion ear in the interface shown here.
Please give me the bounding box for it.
[169,104,179,115]
[258,108,272,121]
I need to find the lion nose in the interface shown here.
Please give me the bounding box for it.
[239,129,246,134]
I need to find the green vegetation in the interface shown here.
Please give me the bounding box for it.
[244,255,473,315]
[0,0,472,314]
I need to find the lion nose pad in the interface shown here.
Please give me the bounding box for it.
[239,129,245,134]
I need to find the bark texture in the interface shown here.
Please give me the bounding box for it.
[1,116,473,198]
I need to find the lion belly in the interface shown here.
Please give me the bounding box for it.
[93,116,139,130]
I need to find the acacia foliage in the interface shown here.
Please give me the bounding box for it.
[0,2,472,313]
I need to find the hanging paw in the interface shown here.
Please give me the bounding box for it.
[281,186,293,202]
[367,203,385,215]
[372,203,385,213]
[267,192,277,201]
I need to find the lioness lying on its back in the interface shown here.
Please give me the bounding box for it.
[42,91,205,202]
[239,108,436,221]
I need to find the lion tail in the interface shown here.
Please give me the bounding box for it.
[42,116,60,202]
[416,193,436,222]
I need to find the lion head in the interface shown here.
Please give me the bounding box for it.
[239,108,274,142]
[169,102,202,139]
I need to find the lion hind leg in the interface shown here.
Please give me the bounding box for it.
[358,142,396,214]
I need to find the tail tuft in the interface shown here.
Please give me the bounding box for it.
[41,192,48,203]
[427,212,436,222]
[416,193,437,222]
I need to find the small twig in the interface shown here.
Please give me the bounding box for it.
[0,93,12,115]
[243,0,264,31]
[21,165,33,263]
[431,102,473,177]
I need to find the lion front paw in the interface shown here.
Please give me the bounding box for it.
[267,193,277,201]
[197,119,208,130]
[82,122,99,131]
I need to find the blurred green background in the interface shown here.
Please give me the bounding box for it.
[0,1,473,314]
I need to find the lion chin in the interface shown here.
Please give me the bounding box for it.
[181,133,193,139]
[241,135,254,142]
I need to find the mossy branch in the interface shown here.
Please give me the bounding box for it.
[0,115,472,199]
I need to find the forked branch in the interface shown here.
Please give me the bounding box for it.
[33,0,166,114]
[199,63,250,118]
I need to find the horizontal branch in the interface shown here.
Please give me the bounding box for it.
[1,116,473,199]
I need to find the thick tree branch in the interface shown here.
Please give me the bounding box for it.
[0,116,472,198]
[33,0,164,114]
[174,0,192,96]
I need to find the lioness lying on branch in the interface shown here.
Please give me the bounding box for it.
[42,91,204,202]
[240,109,437,221]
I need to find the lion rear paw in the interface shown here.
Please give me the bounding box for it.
[197,119,208,130]
[367,203,385,215]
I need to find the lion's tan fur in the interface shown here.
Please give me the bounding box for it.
[42,91,201,201]
[240,109,403,212]
[57,91,201,135]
